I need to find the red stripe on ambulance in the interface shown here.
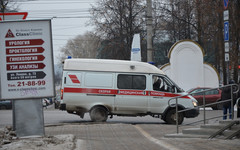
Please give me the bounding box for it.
[64,87,117,95]
[68,75,80,83]
[63,87,190,99]
[118,90,146,96]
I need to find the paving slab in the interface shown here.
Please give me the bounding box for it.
[44,123,240,150]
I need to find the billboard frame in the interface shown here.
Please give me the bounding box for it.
[0,19,55,100]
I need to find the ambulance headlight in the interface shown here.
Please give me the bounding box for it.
[192,100,198,107]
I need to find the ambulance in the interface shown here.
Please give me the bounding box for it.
[60,59,199,124]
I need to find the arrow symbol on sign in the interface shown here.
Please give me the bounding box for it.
[5,39,44,47]
[6,55,45,62]
[6,47,45,55]
[7,63,46,70]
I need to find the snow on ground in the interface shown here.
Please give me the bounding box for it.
[0,126,75,150]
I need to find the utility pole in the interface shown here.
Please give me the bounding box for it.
[223,0,230,84]
[146,0,153,62]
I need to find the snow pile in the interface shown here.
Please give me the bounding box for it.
[0,126,75,150]
[0,126,17,146]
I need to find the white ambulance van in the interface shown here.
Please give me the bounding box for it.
[60,59,199,124]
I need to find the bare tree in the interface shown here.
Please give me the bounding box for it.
[89,0,145,60]
[155,0,198,41]
[153,0,235,83]
[229,0,240,82]
[87,0,239,83]
[60,32,101,61]
[0,0,18,13]
[195,0,240,83]
[0,0,8,14]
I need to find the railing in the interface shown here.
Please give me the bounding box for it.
[168,84,239,134]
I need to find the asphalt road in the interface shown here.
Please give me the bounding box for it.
[0,105,237,128]
[1,105,240,150]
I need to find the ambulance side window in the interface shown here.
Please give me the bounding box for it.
[152,75,171,92]
[117,74,146,90]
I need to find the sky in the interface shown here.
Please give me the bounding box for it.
[10,0,97,64]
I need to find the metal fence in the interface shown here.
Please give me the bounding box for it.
[168,84,239,134]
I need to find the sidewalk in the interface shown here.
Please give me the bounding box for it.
[2,122,239,150]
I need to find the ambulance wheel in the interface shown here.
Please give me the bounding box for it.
[90,106,108,122]
[165,109,184,125]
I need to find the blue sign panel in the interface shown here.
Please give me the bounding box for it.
[131,48,140,53]
[224,0,229,9]
[224,21,229,41]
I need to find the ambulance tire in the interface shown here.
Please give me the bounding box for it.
[165,109,184,125]
[90,106,108,122]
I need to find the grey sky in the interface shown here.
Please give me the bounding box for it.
[14,0,96,64]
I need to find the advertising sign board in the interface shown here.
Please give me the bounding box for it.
[0,20,55,100]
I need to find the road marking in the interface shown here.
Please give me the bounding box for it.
[134,125,180,150]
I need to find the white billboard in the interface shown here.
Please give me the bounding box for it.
[130,34,141,62]
[0,20,55,99]
[161,40,219,91]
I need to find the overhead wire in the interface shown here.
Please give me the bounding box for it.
[9,0,97,53]
[12,0,96,5]
[12,0,94,18]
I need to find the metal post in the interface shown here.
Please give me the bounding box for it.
[146,0,153,62]
[203,91,206,124]
[14,99,45,137]
[231,85,234,120]
[223,0,230,85]
[12,100,15,130]
[226,62,229,85]
[176,98,179,134]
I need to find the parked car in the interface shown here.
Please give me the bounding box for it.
[187,87,222,110]
[0,100,12,110]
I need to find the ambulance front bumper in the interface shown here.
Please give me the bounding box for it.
[184,107,199,118]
